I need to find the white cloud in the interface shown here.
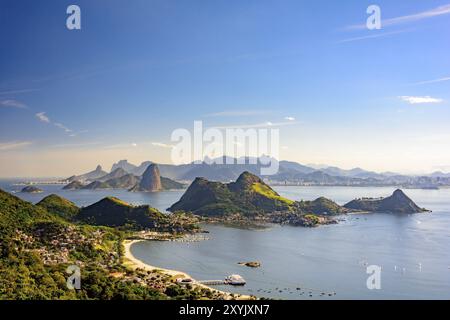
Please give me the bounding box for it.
[399,96,443,104]
[152,142,174,149]
[0,141,32,151]
[131,143,137,147]
[411,77,450,85]
[0,99,28,109]
[35,112,50,123]
[337,29,412,43]
[35,112,75,135]
[54,123,72,133]
[284,117,295,121]
[213,121,298,129]
[347,4,450,30]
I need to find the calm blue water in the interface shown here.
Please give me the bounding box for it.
[2,179,450,299]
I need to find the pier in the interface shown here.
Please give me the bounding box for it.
[198,274,246,286]
[198,280,226,285]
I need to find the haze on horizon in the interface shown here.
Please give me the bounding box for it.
[1,0,450,178]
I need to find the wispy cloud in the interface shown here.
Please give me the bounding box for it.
[410,77,450,85]
[0,88,38,95]
[212,121,299,129]
[50,141,101,149]
[346,4,450,30]
[35,112,50,123]
[36,112,78,136]
[337,29,412,43]
[0,99,28,109]
[152,142,174,149]
[205,110,270,117]
[54,123,72,133]
[399,96,443,104]
[0,141,32,151]
[284,116,296,121]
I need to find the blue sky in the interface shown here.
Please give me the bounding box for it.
[1,0,450,177]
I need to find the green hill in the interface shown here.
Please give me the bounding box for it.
[0,189,224,300]
[76,197,169,229]
[298,197,347,215]
[0,189,54,231]
[169,171,296,216]
[37,194,80,219]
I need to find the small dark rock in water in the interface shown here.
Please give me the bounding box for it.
[238,261,261,268]
[296,287,301,290]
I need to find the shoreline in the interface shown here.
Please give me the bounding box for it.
[122,239,255,300]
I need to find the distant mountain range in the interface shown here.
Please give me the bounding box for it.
[65,163,184,191]
[107,158,450,188]
[64,157,450,189]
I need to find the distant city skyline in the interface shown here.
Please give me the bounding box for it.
[1,0,450,177]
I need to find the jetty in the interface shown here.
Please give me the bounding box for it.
[198,280,226,285]
[198,274,246,286]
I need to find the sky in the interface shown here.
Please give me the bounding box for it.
[1,0,450,177]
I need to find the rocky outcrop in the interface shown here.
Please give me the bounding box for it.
[63,180,84,190]
[130,164,162,192]
[97,168,128,182]
[68,165,107,182]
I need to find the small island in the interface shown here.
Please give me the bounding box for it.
[344,189,429,214]
[21,185,43,193]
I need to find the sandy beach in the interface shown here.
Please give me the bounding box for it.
[123,239,191,277]
[122,239,255,300]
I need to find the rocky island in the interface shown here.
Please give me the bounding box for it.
[344,189,428,214]
[20,186,43,193]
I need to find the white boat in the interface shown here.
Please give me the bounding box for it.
[225,274,246,286]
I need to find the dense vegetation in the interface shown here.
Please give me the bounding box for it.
[37,194,80,219]
[0,189,217,300]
